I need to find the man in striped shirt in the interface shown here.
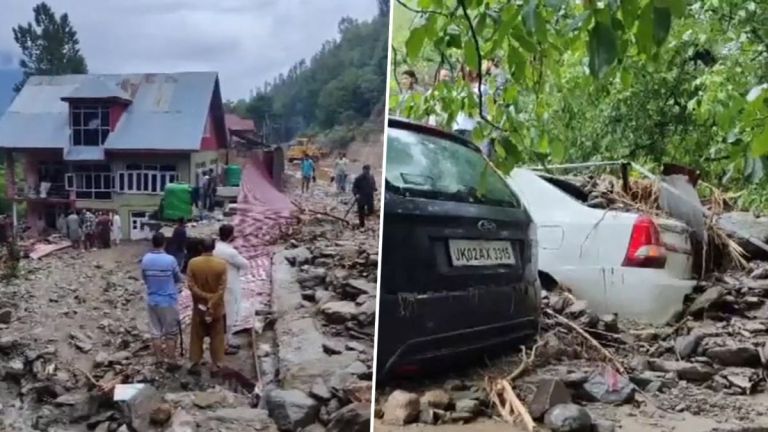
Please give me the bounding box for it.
[141,232,183,369]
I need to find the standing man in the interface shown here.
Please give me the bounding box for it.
[82,209,97,250]
[186,238,227,376]
[66,210,82,250]
[96,212,111,248]
[334,153,349,193]
[111,211,122,246]
[213,224,249,355]
[167,218,188,269]
[300,153,315,194]
[352,164,377,228]
[141,232,183,369]
[200,170,210,213]
[206,169,217,212]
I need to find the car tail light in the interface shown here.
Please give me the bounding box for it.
[622,215,667,268]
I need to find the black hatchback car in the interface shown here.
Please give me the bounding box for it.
[377,117,541,380]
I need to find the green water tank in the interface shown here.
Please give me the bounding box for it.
[162,183,193,221]
[224,165,242,187]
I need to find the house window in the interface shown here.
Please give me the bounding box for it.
[64,164,113,200]
[70,105,110,146]
[116,164,178,194]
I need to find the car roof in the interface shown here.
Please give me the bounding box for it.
[387,116,481,154]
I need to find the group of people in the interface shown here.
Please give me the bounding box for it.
[140,222,248,374]
[397,59,509,159]
[192,168,219,213]
[300,152,378,228]
[59,210,121,250]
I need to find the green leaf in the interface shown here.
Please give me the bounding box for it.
[621,0,640,28]
[588,20,619,79]
[635,1,655,55]
[550,139,565,161]
[751,126,768,157]
[464,38,480,72]
[522,0,546,41]
[655,0,686,17]
[506,41,528,83]
[653,6,672,47]
[446,24,462,49]
[405,26,427,62]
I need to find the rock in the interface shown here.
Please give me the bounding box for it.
[647,359,716,382]
[419,408,441,425]
[108,351,132,364]
[706,345,761,367]
[327,403,370,432]
[592,419,617,432]
[113,384,162,432]
[150,403,174,425]
[310,378,332,401]
[0,309,12,324]
[687,286,724,316]
[720,367,761,394]
[94,352,109,367]
[564,300,589,318]
[543,404,592,432]
[344,279,376,297]
[674,334,703,359]
[717,212,768,259]
[302,424,326,432]
[344,361,369,378]
[198,408,276,431]
[193,391,226,409]
[420,389,452,410]
[751,266,768,280]
[444,379,468,391]
[382,390,420,426]
[345,341,367,352]
[355,299,376,326]
[582,367,634,405]
[53,392,101,422]
[598,314,619,333]
[297,267,327,289]
[320,301,358,324]
[454,399,480,416]
[529,378,572,419]
[3,357,26,378]
[265,389,319,431]
[0,336,19,352]
[168,408,196,432]
[322,341,344,355]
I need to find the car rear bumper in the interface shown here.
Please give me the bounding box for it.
[376,282,540,380]
[548,266,696,324]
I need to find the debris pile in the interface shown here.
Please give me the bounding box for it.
[377,260,768,430]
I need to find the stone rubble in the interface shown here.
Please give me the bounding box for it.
[377,260,768,430]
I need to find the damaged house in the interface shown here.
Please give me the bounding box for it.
[0,72,228,240]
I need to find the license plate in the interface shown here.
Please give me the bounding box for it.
[448,239,516,266]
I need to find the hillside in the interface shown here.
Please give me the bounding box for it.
[0,69,21,113]
[226,12,388,150]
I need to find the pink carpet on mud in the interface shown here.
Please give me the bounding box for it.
[177,159,296,331]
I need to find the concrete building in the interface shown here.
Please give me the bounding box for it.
[0,72,227,240]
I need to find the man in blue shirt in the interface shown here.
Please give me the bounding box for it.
[300,153,315,194]
[141,232,183,369]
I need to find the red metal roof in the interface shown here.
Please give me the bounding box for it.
[225,113,255,131]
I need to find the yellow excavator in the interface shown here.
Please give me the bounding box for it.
[286,136,327,162]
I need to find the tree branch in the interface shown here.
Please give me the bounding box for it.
[458,0,506,133]
[395,0,450,17]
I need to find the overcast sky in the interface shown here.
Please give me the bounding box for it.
[0,0,379,100]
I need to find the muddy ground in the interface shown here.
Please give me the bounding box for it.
[0,153,378,431]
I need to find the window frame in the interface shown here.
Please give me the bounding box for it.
[70,105,111,147]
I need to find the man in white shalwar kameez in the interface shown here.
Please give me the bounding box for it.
[111,211,122,246]
[213,223,249,354]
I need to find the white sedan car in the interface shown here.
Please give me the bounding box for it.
[508,168,696,324]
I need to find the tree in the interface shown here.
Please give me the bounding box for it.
[378,0,390,18]
[392,0,768,210]
[12,2,88,92]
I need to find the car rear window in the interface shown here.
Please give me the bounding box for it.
[386,127,520,208]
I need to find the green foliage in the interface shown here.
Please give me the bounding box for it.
[225,12,388,144]
[12,2,88,92]
[392,0,768,211]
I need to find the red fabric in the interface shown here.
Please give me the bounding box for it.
[178,159,296,330]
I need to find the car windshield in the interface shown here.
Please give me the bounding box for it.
[386,126,520,208]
